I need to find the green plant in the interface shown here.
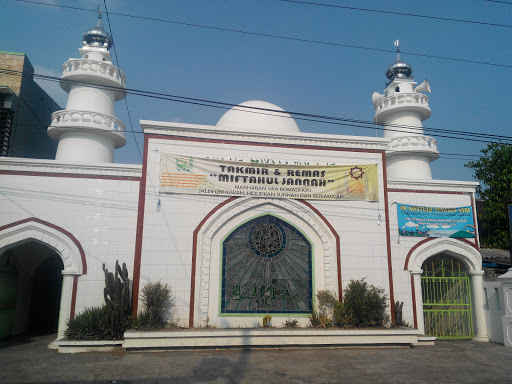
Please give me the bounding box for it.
[263,314,272,328]
[283,318,299,328]
[65,307,110,340]
[309,290,337,328]
[333,302,352,328]
[102,261,132,339]
[465,142,512,249]
[343,279,389,327]
[133,281,174,330]
[393,301,411,327]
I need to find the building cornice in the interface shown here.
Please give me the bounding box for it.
[388,178,478,193]
[141,120,390,151]
[0,157,142,178]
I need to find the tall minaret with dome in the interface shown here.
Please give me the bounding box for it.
[372,41,439,179]
[48,10,126,163]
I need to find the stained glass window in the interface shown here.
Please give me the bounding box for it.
[221,215,312,314]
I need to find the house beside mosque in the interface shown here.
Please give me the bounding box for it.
[0,14,491,344]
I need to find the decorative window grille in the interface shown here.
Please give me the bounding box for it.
[221,215,312,314]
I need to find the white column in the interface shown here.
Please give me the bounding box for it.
[411,270,425,334]
[470,270,490,342]
[57,274,75,339]
[498,268,512,347]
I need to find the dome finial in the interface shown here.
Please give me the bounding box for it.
[385,39,412,81]
[82,8,113,50]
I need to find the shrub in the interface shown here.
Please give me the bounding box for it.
[133,281,174,330]
[284,318,299,328]
[310,290,338,328]
[65,307,112,340]
[343,279,389,327]
[333,302,352,328]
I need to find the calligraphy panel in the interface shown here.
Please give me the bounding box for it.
[221,215,312,314]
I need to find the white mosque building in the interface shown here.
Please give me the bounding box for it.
[0,14,488,344]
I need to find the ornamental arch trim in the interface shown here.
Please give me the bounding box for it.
[191,197,339,327]
[405,237,481,273]
[0,218,86,275]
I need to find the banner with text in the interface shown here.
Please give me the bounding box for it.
[160,154,379,201]
[397,204,475,238]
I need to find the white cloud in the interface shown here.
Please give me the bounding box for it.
[33,64,67,108]
[426,225,439,229]
[405,221,419,228]
[441,225,452,229]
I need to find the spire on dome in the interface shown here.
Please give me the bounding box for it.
[385,40,413,82]
[81,7,113,50]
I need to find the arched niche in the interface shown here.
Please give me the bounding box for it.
[191,197,339,328]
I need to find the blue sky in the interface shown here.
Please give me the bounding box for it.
[1,0,510,181]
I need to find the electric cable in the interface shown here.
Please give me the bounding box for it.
[280,0,512,29]
[11,0,512,69]
[102,0,143,161]
[2,67,511,146]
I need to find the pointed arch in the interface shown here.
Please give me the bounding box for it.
[0,218,86,275]
[404,237,481,273]
[189,197,340,327]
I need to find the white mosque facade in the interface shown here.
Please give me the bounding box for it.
[0,16,488,342]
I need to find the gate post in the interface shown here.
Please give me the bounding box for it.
[498,269,512,347]
[411,270,425,334]
[470,270,489,342]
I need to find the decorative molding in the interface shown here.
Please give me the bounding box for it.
[0,218,86,275]
[387,136,439,158]
[141,121,390,152]
[0,157,142,179]
[374,93,430,118]
[404,237,482,273]
[50,110,126,133]
[388,178,478,193]
[62,58,126,85]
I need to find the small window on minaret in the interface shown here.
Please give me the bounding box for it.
[395,87,400,92]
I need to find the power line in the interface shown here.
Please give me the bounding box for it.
[2,67,512,146]
[485,0,512,4]
[102,0,143,161]
[12,0,512,69]
[10,121,494,163]
[280,0,512,29]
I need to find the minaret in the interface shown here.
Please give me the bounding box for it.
[48,10,126,163]
[372,41,439,179]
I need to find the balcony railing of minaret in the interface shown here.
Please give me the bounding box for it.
[374,93,429,112]
[388,135,437,151]
[61,59,126,84]
[50,110,126,133]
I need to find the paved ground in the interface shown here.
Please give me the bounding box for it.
[1,334,512,384]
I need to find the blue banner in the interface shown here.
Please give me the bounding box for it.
[397,204,475,238]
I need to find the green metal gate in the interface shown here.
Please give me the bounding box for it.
[421,256,474,339]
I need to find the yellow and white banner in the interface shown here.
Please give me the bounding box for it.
[160,154,379,201]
